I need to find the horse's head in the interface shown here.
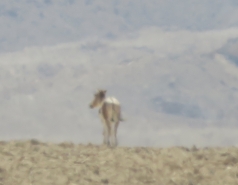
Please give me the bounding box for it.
[89,89,107,109]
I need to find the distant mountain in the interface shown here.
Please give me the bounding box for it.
[1,27,238,147]
[218,38,238,66]
[0,0,238,51]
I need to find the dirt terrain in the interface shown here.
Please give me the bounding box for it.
[0,140,237,185]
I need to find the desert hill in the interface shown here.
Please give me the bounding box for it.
[0,139,237,185]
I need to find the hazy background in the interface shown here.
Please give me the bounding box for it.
[1,0,238,147]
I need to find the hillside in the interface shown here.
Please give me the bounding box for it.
[0,140,238,185]
[1,0,238,52]
[0,28,238,147]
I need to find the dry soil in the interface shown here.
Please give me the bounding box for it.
[0,139,238,185]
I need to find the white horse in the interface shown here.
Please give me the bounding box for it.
[89,89,124,147]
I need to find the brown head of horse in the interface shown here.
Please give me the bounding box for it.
[89,89,124,147]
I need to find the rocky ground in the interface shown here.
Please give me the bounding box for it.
[0,140,237,185]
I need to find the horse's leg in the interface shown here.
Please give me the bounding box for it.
[103,120,110,146]
[110,120,119,147]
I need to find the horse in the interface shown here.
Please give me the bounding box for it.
[89,89,124,147]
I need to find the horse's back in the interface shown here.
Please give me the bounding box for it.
[104,97,120,105]
[100,97,121,122]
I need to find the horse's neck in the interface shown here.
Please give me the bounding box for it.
[98,97,107,109]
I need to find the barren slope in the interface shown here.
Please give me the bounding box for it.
[0,140,237,185]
